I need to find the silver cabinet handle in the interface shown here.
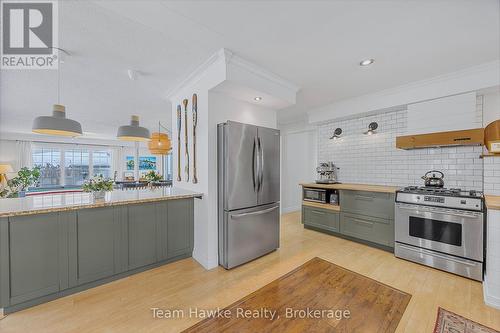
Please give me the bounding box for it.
[311,210,325,215]
[355,195,374,201]
[353,218,373,227]
[231,205,279,219]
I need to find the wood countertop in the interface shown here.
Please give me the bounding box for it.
[300,182,400,193]
[0,187,202,217]
[485,195,500,211]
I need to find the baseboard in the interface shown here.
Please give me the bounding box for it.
[282,206,301,214]
[483,275,500,309]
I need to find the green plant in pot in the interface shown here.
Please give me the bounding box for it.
[6,167,41,198]
[144,170,163,184]
[82,175,114,200]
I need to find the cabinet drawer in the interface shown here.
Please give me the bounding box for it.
[340,190,395,219]
[340,212,394,247]
[302,206,339,233]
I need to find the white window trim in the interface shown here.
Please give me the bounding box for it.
[32,143,114,186]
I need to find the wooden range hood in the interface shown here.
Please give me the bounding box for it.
[396,128,484,150]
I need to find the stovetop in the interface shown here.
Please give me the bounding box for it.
[399,186,483,199]
[396,186,484,211]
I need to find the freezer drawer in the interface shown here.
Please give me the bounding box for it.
[220,203,279,269]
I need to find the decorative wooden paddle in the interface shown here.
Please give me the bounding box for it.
[183,99,190,182]
[192,94,198,184]
[176,104,182,182]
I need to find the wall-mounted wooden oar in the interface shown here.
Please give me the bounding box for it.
[183,99,190,182]
[192,94,198,184]
[176,104,182,182]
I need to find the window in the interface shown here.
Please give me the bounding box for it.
[33,148,61,186]
[64,149,90,186]
[32,145,113,188]
[93,151,112,179]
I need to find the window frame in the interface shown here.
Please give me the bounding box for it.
[32,143,114,187]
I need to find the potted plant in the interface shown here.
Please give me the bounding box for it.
[144,170,163,184]
[82,175,114,200]
[6,167,41,198]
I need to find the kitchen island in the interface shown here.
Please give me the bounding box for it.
[0,188,201,313]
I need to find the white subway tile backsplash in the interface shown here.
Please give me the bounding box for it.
[317,108,484,191]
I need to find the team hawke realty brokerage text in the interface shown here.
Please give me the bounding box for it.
[151,307,352,321]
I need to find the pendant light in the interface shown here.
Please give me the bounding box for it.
[117,115,150,141]
[148,121,171,154]
[32,52,82,136]
[32,1,82,137]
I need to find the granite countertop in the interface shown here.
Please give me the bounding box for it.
[485,195,500,211]
[300,182,400,193]
[0,187,202,217]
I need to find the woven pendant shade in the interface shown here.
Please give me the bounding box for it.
[148,132,171,155]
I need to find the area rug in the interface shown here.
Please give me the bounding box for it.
[433,307,499,333]
[183,257,411,332]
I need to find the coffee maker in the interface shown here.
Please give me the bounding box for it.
[316,162,339,184]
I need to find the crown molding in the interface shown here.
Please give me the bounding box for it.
[223,49,300,94]
[164,49,226,100]
[165,48,300,101]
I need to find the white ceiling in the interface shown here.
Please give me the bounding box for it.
[1,0,498,138]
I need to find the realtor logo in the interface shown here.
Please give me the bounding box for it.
[1,0,58,69]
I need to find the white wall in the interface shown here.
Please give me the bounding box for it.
[279,121,317,213]
[0,140,20,174]
[316,95,485,191]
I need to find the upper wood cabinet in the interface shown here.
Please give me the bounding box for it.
[396,128,484,150]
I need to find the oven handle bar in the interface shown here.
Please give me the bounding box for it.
[396,204,482,219]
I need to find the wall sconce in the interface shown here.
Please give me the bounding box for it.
[329,128,342,140]
[364,122,378,135]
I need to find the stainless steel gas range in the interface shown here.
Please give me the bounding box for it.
[395,186,485,281]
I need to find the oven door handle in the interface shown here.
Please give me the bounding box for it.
[397,244,479,267]
[396,205,481,219]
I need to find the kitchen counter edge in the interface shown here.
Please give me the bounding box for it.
[485,195,500,211]
[300,182,400,193]
[0,189,203,218]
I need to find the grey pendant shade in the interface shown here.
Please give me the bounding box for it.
[117,115,150,141]
[32,104,83,137]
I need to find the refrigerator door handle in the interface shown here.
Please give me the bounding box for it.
[257,136,264,192]
[252,137,258,191]
[230,205,279,219]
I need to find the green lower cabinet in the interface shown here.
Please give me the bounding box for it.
[340,212,394,247]
[167,199,194,258]
[69,206,126,287]
[302,206,340,233]
[2,212,72,306]
[128,203,159,270]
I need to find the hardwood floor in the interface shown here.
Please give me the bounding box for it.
[184,257,411,332]
[0,211,499,333]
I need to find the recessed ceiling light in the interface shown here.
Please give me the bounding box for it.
[254,96,262,101]
[360,59,375,66]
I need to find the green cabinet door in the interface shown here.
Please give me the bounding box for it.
[340,212,394,247]
[302,206,340,233]
[128,203,158,269]
[340,190,395,220]
[69,207,122,286]
[167,199,194,258]
[6,212,71,305]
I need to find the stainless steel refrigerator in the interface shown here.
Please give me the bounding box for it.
[218,121,280,269]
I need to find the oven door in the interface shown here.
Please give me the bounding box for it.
[395,203,483,261]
